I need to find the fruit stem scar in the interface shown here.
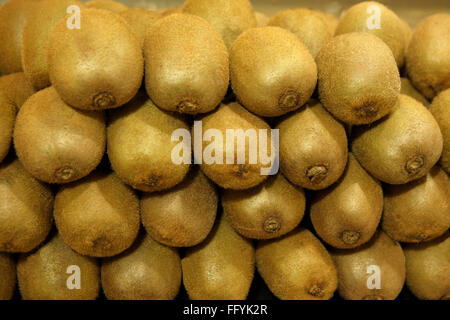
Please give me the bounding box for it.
[93,92,116,108]
[177,99,199,114]
[405,155,425,175]
[278,89,300,109]
[233,164,249,177]
[340,230,361,244]
[263,216,281,233]
[306,165,328,184]
[356,101,379,118]
[55,166,75,181]
[308,284,324,297]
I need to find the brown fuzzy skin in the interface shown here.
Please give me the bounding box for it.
[196,102,272,190]
[256,228,338,300]
[382,166,450,243]
[404,232,450,300]
[331,231,406,300]
[0,253,15,300]
[430,89,450,173]
[14,87,106,184]
[119,8,161,48]
[311,154,383,249]
[141,168,218,247]
[335,1,407,68]
[22,0,85,90]
[183,0,257,50]
[0,93,16,164]
[268,9,333,58]
[0,158,53,253]
[48,8,143,110]
[406,14,450,99]
[0,73,36,110]
[144,13,229,115]
[107,92,190,192]
[316,32,400,125]
[17,233,100,300]
[101,233,182,300]
[54,171,140,258]
[182,215,255,300]
[230,27,317,117]
[352,95,443,184]
[85,0,128,13]
[401,78,429,107]
[222,173,305,240]
[277,100,348,190]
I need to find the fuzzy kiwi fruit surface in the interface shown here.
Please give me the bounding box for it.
[17,233,100,300]
[141,168,218,248]
[401,77,429,107]
[85,0,128,12]
[277,100,348,190]
[182,215,255,300]
[119,8,161,48]
[14,87,106,184]
[256,228,338,300]
[316,32,400,125]
[0,253,15,300]
[230,26,317,117]
[430,89,450,173]
[352,94,443,184]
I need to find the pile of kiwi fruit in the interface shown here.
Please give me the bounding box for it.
[0,0,448,301]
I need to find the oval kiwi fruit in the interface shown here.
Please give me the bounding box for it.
[101,233,182,300]
[382,166,450,243]
[144,13,229,115]
[48,8,143,110]
[406,14,450,99]
[256,228,338,300]
[351,94,443,184]
[14,87,106,184]
[331,231,406,300]
[276,100,348,190]
[119,8,161,48]
[310,153,383,249]
[17,233,100,300]
[0,253,15,300]
[0,158,53,253]
[141,168,218,247]
[182,215,255,300]
[183,0,257,50]
[230,26,317,117]
[429,89,450,173]
[107,92,190,192]
[401,77,429,107]
[316,32,400,125]
[222,173,306,240]
[85,0,128,12]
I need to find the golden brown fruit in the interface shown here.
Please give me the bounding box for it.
[230,26,317,117]
[311,153,383,249]
[0,73,36,110]
[401,77,429,107]
[101,233,182,300]
[119,8,161,48]
[0,158,53,253]
[256,228,338,300]
[316,32,400,125]
[0,253,15,300]
[277,100,348,190]
[222,173,305,239]
[14,87,106,184]
[182,215,255,300]
[255,12,269,27]
[141,168,218,247]
[17,233,100,300]
[352,95,443,184]
[0,93,16,164]
[429,89,450,173]
[85,0,127,12]
[144,13,229,114]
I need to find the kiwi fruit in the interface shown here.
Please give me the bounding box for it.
[222,173,306,240]
[255,12,269,27]
[401,77,429,107]
[22,0,85,90]
[85,0,128,12]
[403,232,449,300]
[276,100,348,190]
[101,233,182,300]
[268,9,334,58]
[0,158,53,253]
[54,171,140,258]
[351,94,443,184]
[317,11,338,35]
[406,14,450,99]
[429,89,450,173]
[119,8,161,48]
[382,166,450,243]
[14,87,106,184]
[256,228,338,300]
[317,32,400,125]
[331,231,406,300]
[144,13,229,115]
[196,102,273,190]
[107,92,190,192]
[230,26,317,117]
[17,233,100,300]
[310,153,383,249]
[182,215,255,300]
[183,0,257,50]
[335,1,407,68]
[0,253,15,300]
[48,8,143,110]
[141,168,218,247]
